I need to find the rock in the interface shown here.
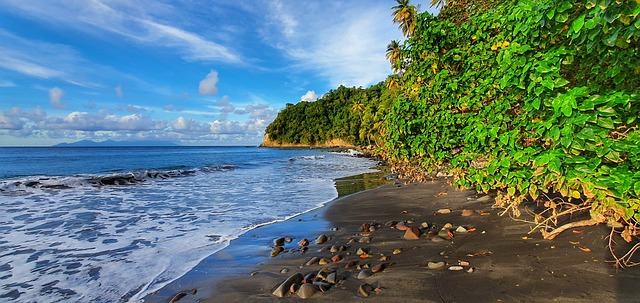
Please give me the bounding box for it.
[360,223,371,232]
[316,234,328,244]
[437,208,452,214]
[379,256,389,262]
[315,282,332,292]
[371,263,386,273]
[420,222,430,229]
[303,272,316,283]
[274,237,285,246]
[345,260,358,269]
[357,269,374,279]
[330,245,339,253]
[331,255,343,263]
[403,227,422,240]
[455,226,468,233]
[438,229,453,240]
[297,283,317,299]
[392,248,402,255]
[281,268,290,274]
[272,273,304,298]
[299,239,310,247]
[169,292,187,303]
[442,223,454,229]
[427,261,446,269]
[305,256,320,266]
[316,268,332,281]
[290,283,300,294]
[270,246,284,258]
[369,226,377,232]
[384,221,396,227]
[356,247,369,255]
[359,236,372,243]
[338,245,347,252]
[358,283,374,297]
[461,209,476,216]
[318,258,331,265]
[301,247,308,254]
[448,266,464,271]
[467,267,476,273]
[326,272,338,284]
[395,222,409,231]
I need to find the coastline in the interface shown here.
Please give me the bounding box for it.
[144,179,640,303]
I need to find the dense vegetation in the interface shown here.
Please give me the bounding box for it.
[263,83,395,147]
[264,0,640,265]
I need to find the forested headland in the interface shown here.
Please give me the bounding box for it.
[263,0,640,265]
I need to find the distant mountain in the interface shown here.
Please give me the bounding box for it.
[54,140,179,147]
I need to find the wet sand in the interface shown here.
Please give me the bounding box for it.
[145,180,640,303]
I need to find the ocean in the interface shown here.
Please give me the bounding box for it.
[0,146,380,302]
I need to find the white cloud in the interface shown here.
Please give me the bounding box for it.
[49,87,66,109]
[0,80,16,87]
[199,70,219,96]
[115,85,123,97]
[300,90,318,101]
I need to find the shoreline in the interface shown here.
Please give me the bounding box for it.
[140,170,393,303]
[145,179,640,303]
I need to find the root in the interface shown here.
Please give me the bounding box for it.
[541,218,601,240]
[607,226,640,268]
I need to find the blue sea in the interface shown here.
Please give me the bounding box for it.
[0,146,379,302]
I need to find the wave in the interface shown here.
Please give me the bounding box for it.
[0,165,237,193]
[330,148,363,157]
[288,155,325,161]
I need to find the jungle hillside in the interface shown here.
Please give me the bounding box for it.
[263,0,640,266]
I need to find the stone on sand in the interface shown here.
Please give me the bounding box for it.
[272,273,303,298]
[461,209,476,216]
[357,269,374,279]
[299,238,309,247]
[270,246,284,258]
[427,261,446,269]
[316,234,328,244]
[305,256,320,266]
[297,283,317,299]
[403,226,422,240]
[358,283,374,297]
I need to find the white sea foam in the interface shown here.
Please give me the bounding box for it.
[0,150,377,302]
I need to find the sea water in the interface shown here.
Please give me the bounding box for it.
[0,146,379,302]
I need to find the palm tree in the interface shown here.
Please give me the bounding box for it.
[391,0,417,37]
[386,40,402,72]
[429,0,447,8]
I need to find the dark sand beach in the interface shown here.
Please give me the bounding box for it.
[145,179,640,303]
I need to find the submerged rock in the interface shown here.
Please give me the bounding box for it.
[274,237,285,246]
[270,246,284,258]
[299,238,310,247]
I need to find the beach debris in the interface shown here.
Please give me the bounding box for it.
[579,247,592,252]
[270,246,284,258]
[393,248,402,255]
[169,292,187,303]
[358,283,374,297]
[297,283,317,299]
[427,261,446,269]
[272,273,303,298]
[357,269,374,279]
[316,235,328,244]
[467,250,493,257]
[436,191,448,197]
[299,238,310,247]
[437,208,452,214]
[461,209,476,216]
[403,227,422,240]
[448,265,464,271]
[305,256,320,266]
[274,237,285,247]
[401,210,408,214]
[572,229,584,234]
[371,263,386,273]
[458,261,470,266]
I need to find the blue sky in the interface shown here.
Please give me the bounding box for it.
[0,1,437,146]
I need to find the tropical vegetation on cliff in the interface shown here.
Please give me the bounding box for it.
[264,0,640,265]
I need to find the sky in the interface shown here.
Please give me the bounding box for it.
[0,1,437,146]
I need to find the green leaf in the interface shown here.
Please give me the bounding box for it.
[598,117,615,129]
[572,15,585,32]
[554,77,570,88]
[634,181,640,197]
[507,187,516,196]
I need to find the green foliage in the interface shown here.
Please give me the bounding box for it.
[384,0,640,227]
[264,83,395,146]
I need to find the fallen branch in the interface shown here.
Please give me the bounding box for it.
[541,218,601,240]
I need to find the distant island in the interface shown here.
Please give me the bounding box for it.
[53,139,179,147]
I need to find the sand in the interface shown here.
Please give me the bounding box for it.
[144,180,640,303]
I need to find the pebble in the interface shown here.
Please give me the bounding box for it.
[315,282,332,292]
[384,221,396,227]
[438,229,453,240]
[297,283,317,299]
[305,256,320,266]
[395,222,409,231]
[316,235,328,244]
[274,237,285,246]
[301,247,308,254]
[359,237,372,243]
[358,283,374,297]
[357,269,374,279]
[461,209,476,216]
[331,255,343,263]
[442,223,453,229]
[392,248,402,255]
[456,226,468,233]
[427,261,446,269]
[316,269,331,280]
[326,272,338,284]
[369,226,377,232]
[345,260,358,269]
[360,223,371,232]
[420,222,430,229]
[169,292,187,303]
[299,239,309,247]
[356,247,369,255]
[448,266,464,271]
[318,258,331,265]
[285,237,293,243]
[371,263,386,273]
[403,227,422,240]
[272,273,304,298]
[281,268,289,274]
[379,256,390,262]
[289,283,300,294]
[467,267,476,273]
[437,208,452,214]
[330,245,339,253]
[270,246,284,258]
